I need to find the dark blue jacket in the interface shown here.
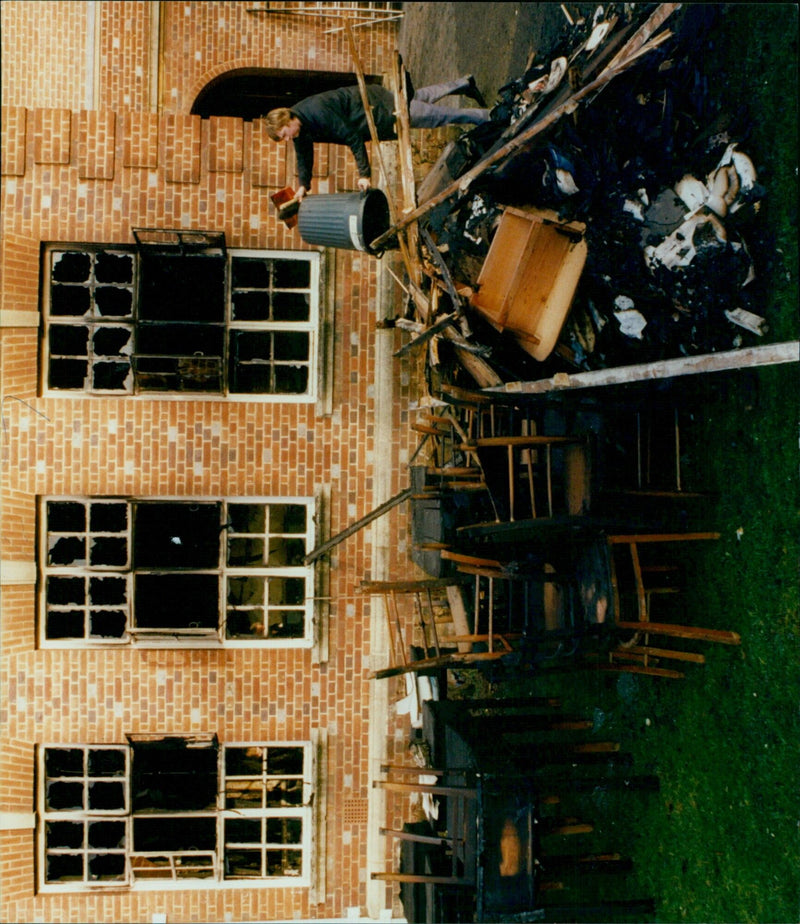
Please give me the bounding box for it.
[291,85,396,188]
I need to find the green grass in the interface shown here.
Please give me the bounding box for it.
[487,6,799,921]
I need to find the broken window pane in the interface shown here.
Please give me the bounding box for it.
[46,748,84,777]
[134,574,219,629]
[273,259,310,289]
[94,251,134,285]
[93,326,132,357]
[46,853,83,882]
[134,503,221,569]
[266,817,301,844]
[49,358,89,390]
[267,610,304,639]
[226,849,262,877]
[266,848,302,876]
[227,536,266,567]
[225,818,261,843]
[266,747,304,777]
[89,610,127,639]
[88,820,126,850]
[46,609,86,639]
[88,576,127,605]
[274,363,309,395]
[269,504,306,534]
[266,779,303,806]
[47,576,86,605]
[231,290,271,321]
[267,538,305,566]
[225,747,263,777]
[225,779,264,809]
[47,820,84,849]
[47,781,84,811]
[139,254,225,323]
[94,286,133,317]
[88,852,126,880]
[87,781,125,811]
[52,251,92,283]
[272,291,310,322]
[89,503,127,533]
[133,816,217,852]
[50,324,89,356]
[268,577,305,607]
[132,738,218,812]
[274,331,308,362]
[48,536,86,566]
[51,286,91,317]
[88,749,126,777]
[228,504,265,533]
[47,501,86,532]
[89,536,128,567]
[231,257,271,289]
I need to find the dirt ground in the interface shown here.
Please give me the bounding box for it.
[397,2,597,108]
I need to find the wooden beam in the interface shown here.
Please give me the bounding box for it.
[303,488,413,564]
[486,341,800,395]
[615,621,741,645]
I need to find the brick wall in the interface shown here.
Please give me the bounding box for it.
[0,2,433,921]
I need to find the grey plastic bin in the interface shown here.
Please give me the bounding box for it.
[296,189,392,254]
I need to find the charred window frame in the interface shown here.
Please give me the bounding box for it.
[38,740,312,890]
[39,497,314,647]
[41,245,320,399]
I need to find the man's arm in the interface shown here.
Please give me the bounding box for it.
[293,136,315,192]
[343,131,371,183]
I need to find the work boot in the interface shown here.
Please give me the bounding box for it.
[461,75,488,108]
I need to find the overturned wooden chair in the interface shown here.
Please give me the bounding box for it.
[360,577,521,679]
[603,531,741,678]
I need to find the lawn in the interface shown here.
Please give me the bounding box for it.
[488,5,799,922]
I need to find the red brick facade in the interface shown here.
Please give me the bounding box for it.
[1,2,421,921]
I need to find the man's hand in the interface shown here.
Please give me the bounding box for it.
[357,177,371,193]
[295,186,307,200]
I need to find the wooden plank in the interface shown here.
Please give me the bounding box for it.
[615,621,741,644]
[607,532,720,544]
[371,872,473,885]
[460,434,582,448]
[393,311,458,358]
[620,646,706,663]
[488,341,800,395]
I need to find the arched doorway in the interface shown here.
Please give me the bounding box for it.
[191,68,383,121]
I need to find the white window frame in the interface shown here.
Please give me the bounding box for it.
[39,496,315,649]
[40,245,320,402]
[37,741,313,892]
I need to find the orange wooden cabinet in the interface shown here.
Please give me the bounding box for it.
[470,206,587,361]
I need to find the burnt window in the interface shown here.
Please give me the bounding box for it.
[42,246,319,398]
[41,498,314,646]
[39,740,311,889]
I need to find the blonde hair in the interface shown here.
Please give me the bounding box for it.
[264,108,293,140]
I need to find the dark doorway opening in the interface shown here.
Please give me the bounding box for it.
[191,68,383,121]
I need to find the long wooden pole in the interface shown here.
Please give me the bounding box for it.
[303,488,413,565]
[486,341,800,395]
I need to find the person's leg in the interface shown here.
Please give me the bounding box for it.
[413,76,474,104]
[409,98,490,128]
